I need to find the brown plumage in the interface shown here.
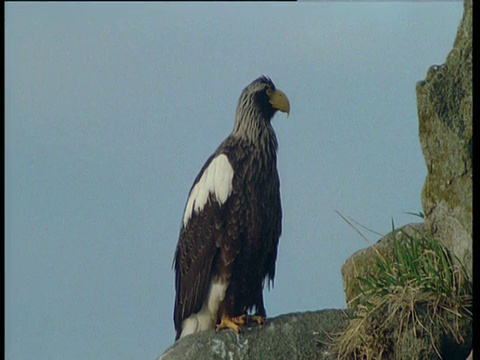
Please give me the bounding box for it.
[173,76,290,340]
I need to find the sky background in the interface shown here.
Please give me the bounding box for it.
[5,2,463,359]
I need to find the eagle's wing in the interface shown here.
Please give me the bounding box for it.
[265,169,282,287]
[173,152,236,337]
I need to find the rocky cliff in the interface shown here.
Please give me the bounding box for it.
[340,1,472,358]
[416,0,472,278]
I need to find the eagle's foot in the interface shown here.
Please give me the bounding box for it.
[216,314,244,334]
[250,315,266,325]
[232,314,247,325]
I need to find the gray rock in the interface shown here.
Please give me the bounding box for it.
[416,0,472,277]
[158,309,349,360]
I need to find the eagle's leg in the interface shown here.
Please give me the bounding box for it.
[250,292,266,325]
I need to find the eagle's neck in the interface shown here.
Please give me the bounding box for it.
[231,109,278,162]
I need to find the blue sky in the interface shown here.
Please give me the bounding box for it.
[5,2,463,359]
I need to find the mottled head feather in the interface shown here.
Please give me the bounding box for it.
[232,76,280,144]
[247,75,276,90]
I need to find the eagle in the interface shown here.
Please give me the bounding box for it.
[173,76,290,340]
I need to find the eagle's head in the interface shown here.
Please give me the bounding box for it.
[233,76,290,142]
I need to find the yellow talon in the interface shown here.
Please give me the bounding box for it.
[251,315,266,325]
[232,314,247,325]
[216,314,243,333]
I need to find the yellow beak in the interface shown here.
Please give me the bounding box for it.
[269,89,290,117]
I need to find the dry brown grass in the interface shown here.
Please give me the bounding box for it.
[332,226,472,359]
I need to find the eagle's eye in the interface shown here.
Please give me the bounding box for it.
[266,88,273,96]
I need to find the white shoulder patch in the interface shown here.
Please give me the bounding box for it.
[183,154,234,227]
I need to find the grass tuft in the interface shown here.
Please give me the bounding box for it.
[333,221,472,359]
